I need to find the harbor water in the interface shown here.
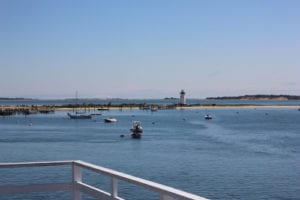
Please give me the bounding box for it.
[0,101,299,199]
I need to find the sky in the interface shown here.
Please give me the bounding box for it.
[1,0,299,99]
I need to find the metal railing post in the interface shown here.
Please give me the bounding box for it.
[160,194,175,200]
[72,163,82,200]
[111,177,118,199]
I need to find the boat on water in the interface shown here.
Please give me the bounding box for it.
[130,121,143,139]
[68,112,92,119]
[204,114,212,120]
[67,91,92,119]
[0,109,17,116]
[104,117,117,123]
[98,108,110,111]
[23,109,38,115]
[151,107,158,112]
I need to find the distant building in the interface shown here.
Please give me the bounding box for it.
[179,89,186,105]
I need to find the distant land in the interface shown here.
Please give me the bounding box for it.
[1,95,300,101]
[164,97,178,100]
[206,95,300,100]
[0,97,34,100]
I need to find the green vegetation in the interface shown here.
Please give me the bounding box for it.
[206,95,300,100]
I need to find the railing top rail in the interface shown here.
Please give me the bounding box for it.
[0,160,73,168]
[74,160,208,200]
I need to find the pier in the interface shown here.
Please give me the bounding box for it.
[0,160,208,200]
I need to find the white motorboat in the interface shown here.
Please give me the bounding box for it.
[104,117,117,123]
[204,114,212,120]
[130,121,143,139]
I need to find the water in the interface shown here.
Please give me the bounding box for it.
[0,104,300,199]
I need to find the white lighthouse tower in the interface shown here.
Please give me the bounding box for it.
[179,89,186,105]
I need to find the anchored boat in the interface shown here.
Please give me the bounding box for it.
[130,121,143,139]
[104,117,117,123]
[68,112,92,119]
[204,114,212,120]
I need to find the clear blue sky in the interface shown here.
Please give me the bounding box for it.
[1,0,299,99]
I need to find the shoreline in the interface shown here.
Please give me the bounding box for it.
[1,104,300,111]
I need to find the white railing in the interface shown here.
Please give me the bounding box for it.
[0,160,209,200]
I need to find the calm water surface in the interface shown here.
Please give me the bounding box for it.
[0,107,299,199]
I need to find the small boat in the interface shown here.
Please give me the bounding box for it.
[68,91,92,119]
[204,114,212,120]
[104,117,117,123]
[98,108,110,111]
[151,107,158,112]
[0,109,16,116]
[68,113,92,119]
[130,121,143,139]
[23,109,38,115]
